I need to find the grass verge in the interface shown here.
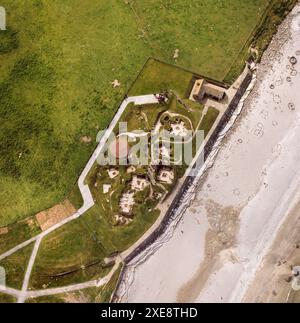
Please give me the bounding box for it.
[0,293,16,303]
[0,243,34,289]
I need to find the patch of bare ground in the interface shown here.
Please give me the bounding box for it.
[0,227,8,235]
[35,200,76,231]
[80,136,92,144]
[177,200,241,302]
[243,198,300,303]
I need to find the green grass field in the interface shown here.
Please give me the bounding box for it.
[0,0,273,226]
[0,292,16,303]
[30,204,158,289]
[0,242,33,289]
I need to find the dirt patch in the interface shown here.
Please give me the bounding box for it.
[0,227,8,235]
[26,217,36,229]
[80,136,92,144]
[35,200,76,231]
[62,291,91,303]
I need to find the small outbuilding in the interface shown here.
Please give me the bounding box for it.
[189,79,226,102]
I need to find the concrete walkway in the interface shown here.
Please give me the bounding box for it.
[0,286,20,298]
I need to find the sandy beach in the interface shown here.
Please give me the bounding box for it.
[120,3,300,303]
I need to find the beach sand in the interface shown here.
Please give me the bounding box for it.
[122,3,300,303]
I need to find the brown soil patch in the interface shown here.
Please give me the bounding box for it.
[62,291,91,303]
[205,200,240,257]
[80,136,92,144]
[0,227,8,235]
[35,199,76,231]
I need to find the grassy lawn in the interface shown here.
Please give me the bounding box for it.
[27,265,122,303]
[29,209,113,290]
[131,0,270,80]
[68,184,84,210]
[0,217,41,254]
[0,0,273,226]
[167,95,204,130]
[26,290,99,303]
[0,293,16,303]
[26,294,66,303]
[30,204,159,289]
[119,102,167,132]
[98,264,123,303]
[0,243,33,289]
[129,58,195,97]
[225,0,297,82]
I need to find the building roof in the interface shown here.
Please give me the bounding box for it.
[189,79,226,102]
[203,83,225,100]
[189,79,205,101]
